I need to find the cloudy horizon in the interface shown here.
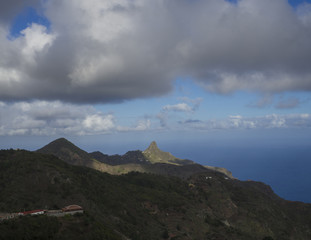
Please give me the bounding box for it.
[0,0,310,144]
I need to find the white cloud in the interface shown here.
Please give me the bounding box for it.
[229,115,243,119]
[267,114,286,128]
[134,119,151,131]
[0,101,116,136]
[82,114,115,132]
[179,97,203,110]
[162,103,193,113]
[0,101,159,136]
[116,118,152,132]
[0,100,310,136]
[297,3,311,25]
[162,97,202,113]
[19,24,56,65]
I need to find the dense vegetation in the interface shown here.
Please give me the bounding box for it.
[1,149,311,239]
[0,213,121,240]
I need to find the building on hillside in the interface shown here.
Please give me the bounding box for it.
[46,209,63,217]
[61,205,83,215]
[1,205,84,220]
[18,210,46,216]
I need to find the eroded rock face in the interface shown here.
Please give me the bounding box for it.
[143,141,193,165]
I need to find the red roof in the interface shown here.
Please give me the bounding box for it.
[62,205,83,212]
[20,210,45,215]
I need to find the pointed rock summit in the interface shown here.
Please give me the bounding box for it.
[145,141,160,153]
[143,141,192,165]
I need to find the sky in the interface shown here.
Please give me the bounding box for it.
[0,0,311,153]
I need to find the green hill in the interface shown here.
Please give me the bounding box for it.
[0,149,311,239]
[37,138,94,167]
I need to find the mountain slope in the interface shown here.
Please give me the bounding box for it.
[89,150,148,165]
[205,165,234,179]
[1,149,311,240]
[37,138,94,167]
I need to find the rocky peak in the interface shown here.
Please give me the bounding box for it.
[144,141,160,153]
[143,141,182,164]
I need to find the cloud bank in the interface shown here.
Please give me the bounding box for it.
[0,100,310,136]
[0,101,117,136]
[179,113,311,130]
[0,0,311,103]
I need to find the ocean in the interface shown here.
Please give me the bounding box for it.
[168,144,311,203]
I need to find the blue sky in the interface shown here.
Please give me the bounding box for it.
[0,0,311,153]
[9,6,50,39]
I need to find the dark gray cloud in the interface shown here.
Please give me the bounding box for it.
[0,0,40,24]
[276,97,300,109]
[180,119,203,124]
[247,94,274,108]
[0,0,311,103]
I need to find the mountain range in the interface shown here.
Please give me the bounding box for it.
[37,138,233,178]
[0,138,310,240]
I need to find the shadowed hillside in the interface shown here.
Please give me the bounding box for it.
[37,138,94,167]
[1,149,311,239]
[89,150,148,165]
